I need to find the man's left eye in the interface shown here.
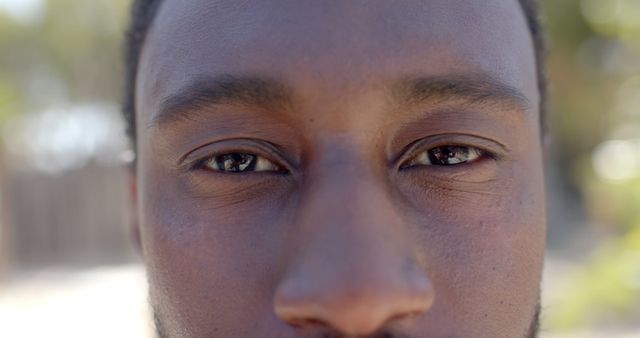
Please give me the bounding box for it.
[402,145,484,168]
[203,153,280,173]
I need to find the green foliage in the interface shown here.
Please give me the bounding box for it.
[0,0,129,126]
[547,224,640,329]
[540,0,640,331]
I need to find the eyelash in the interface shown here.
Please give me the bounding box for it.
[195,152,285,174]
[191,145,491,177]
[179,138,292,175]
[183,132,503,177]
[399,144,492,169]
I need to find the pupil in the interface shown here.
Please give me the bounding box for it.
[428,146,468,165]
[216,153,256,172]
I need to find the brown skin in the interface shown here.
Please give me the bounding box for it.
[133,0,545,337]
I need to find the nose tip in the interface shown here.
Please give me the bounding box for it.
[274,264,435,335]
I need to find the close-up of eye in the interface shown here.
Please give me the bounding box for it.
[401,145,485,169]
[201,152,282,173]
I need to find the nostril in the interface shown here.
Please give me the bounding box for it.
[273,253,435,335]
[286,317,330,329]
[275,281,434,335]
[387,309,425,324]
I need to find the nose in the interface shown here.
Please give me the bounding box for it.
[274,174,435,335]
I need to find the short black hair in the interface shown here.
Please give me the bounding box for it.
[123,0,546,144]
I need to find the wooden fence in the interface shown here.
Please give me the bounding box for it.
[1,162,137,274]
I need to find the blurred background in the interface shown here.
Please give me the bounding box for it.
[0,0,638,337]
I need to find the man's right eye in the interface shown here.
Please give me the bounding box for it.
[202,153,281,173]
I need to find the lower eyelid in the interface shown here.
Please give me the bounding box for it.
[398,155,499,182]
[183,169,294,197]
[402,150,494,171]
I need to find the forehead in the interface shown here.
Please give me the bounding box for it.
[137,0,538,121]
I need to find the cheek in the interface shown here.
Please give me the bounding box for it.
[403,161,545,334]
[138,170,294,336]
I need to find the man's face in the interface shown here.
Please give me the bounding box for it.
[134,0,545,337]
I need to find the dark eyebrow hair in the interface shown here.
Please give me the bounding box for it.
[394,74,531,112]
[149,73,531,129]
[149,74,291,128]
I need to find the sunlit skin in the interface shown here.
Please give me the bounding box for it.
[133,0,545,337]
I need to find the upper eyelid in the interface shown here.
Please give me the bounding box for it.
[394,134,508,167]
[177,139,292,172]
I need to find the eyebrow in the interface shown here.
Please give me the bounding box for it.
[149,73,531,129]
[149,74,292,128]
[395,74,531,112]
